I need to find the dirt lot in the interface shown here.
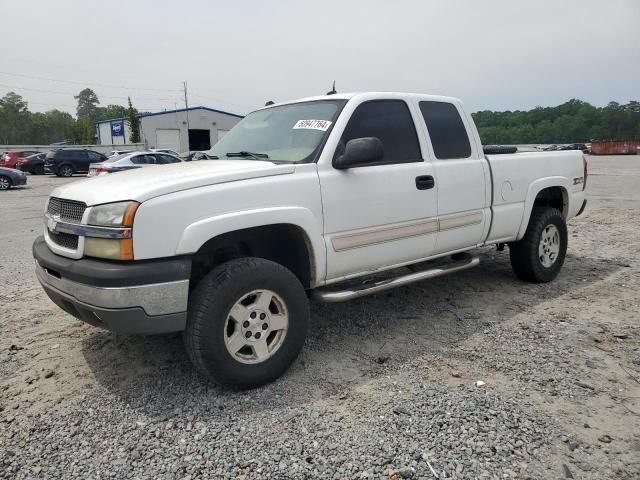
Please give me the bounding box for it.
[1,156,639,479]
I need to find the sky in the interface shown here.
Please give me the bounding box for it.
[1,0,639,116]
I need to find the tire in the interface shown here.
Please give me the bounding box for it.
[57,165,73,177]
[509,207,567,283]
[0,175,11,190]
[184,257,309,388]
[33,164,45,175]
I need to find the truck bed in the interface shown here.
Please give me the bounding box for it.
[484,150,586,244]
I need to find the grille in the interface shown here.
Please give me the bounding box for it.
[47,197,86,223]
[49,231,79,250]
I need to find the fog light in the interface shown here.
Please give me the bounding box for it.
[84,237,133,261]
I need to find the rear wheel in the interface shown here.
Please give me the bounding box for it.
[57,165,73,177]
[509,207,567,282]
[0,176,11,190]
[184,257,309,388]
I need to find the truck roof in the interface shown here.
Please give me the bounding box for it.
[257,92,463,112]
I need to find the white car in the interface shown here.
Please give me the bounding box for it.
[151,148,180,157]
[107,149,134,158]
[88,151,181,176]
[34,92,587,388]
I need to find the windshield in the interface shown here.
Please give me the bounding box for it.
[206,100,346,163]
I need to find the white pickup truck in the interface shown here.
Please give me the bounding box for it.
[34,92,587,387]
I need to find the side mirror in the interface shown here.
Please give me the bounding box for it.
[333,137,384,169]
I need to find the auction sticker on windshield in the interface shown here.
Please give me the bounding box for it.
[293,119,332,131]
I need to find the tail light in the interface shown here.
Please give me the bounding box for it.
[88,167,107,177]
[583,155,588,190]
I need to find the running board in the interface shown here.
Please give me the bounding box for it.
[313,256,480,303]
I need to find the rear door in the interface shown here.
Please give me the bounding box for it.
[318,98,439,280]
[71,150,89,172]
[416,100,488,254]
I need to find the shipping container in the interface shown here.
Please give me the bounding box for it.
[590,140,640,155]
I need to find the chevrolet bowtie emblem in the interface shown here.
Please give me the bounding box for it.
[47,214,61,232]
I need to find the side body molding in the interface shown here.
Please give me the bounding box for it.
[175,207,326,286]
[516,176,570,240]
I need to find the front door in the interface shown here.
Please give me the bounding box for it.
[318,99,438,281]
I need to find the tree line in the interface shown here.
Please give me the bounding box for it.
[0,88,140,145]
[1,91,639,146]
[472,99,640,145]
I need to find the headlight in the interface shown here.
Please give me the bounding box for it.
[83,201,139,261]
[87,201,139,227]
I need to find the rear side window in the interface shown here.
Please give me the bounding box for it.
[131,154,156,165]
[87,151,103,161]
[340,100,421,165]
[419,101,471,159]
[156,154,180,164]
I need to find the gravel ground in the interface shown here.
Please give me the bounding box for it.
[1,156,640,479]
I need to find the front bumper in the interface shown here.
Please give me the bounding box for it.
[33,236,191,334]
[12,174,27,186]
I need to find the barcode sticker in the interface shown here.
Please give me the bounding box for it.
[293,119,332,131]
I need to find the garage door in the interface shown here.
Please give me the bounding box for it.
[156,129,181,152]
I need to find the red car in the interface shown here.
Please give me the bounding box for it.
[0,150,40,169]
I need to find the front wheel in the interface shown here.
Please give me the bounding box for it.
[33,164,45,175]
[0,176,11,190]
[509,207,567,283]
[184,257,309,388]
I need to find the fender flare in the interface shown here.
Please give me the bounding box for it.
[516,177,570,240]
[175,206,326,284]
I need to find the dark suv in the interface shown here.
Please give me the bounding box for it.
[46,149,107,177]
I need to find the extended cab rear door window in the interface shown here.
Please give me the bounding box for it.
[419,101,471,159]
[339,100,422,165]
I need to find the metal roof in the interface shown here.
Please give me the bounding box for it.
[138,106,243,119]
[95,106,243,125]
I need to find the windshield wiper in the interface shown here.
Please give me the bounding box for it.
[226,151,269,160]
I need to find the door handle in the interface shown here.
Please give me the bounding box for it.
[415,175,435,190]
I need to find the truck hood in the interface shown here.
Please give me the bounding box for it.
[50,160,295,206]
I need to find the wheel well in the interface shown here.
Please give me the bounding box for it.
[0,174,12,186]
[533,186,567,218]
[190,224,313,290]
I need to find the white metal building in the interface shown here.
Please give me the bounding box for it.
[96,106,243,152]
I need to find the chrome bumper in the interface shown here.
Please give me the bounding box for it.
[36,262,188,334]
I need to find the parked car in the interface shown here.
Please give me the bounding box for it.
[570,143,589,153]
[34,92,587,388]
[0,167,27,190]
[16,152,48,174]
[179,151,217,161]
[151,148,180,157]
[45,149,107,177]
[1,150,40,169]
[88,151,181,176]
[108,150,134,158]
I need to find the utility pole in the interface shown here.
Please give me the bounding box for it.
[183,81,190,131]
